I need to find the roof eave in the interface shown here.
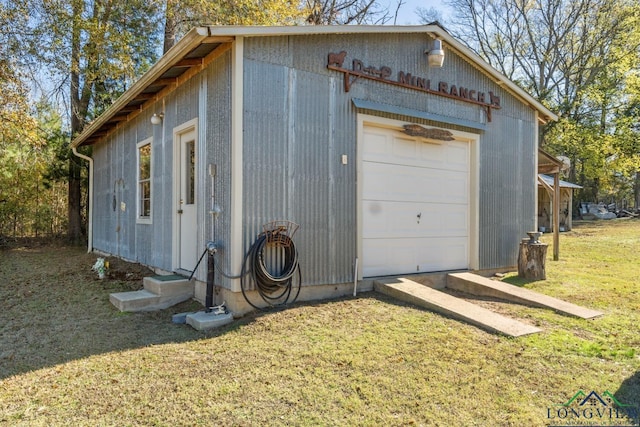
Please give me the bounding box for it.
[205,24,444,37]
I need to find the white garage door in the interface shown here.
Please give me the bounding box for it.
[362,125,469,277]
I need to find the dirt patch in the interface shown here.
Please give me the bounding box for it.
[98,255,155,292]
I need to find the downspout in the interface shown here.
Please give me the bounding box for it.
[72,147,93,253]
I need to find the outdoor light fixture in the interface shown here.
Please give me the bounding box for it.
[150,112,164,125]
[426,39,445,67]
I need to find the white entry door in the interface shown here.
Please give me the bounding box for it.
[176,127,198,272]
[362,124,470,277]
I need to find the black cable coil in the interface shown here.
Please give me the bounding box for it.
[240,229,301,309]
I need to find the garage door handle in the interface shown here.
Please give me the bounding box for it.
[417,212,422,223]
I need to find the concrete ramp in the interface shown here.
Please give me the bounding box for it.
[374,278,542,337]
[447,272,603,319]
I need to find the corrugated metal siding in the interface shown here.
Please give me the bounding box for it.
[147,102,173,270]
[204,51,234,285]
[92,123,149,263]
[92,78,201,272]
[242,57,358,286]
[478,114,537,269]
[242,33,538,281]
[242,60,289,254]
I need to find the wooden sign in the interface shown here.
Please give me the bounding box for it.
[403,124,454,140]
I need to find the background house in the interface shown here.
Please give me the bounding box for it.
[72,25,557,313]
[538,174,582,232]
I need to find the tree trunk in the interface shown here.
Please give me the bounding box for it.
[635,171,640,210]
[518,240,548,280]
[67,158,83,244]
[67,0,85,244]
[163,0,177,53]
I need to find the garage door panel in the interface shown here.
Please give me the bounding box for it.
[364,129,468,172]
[364,129,442,164]
[363,237,469,276]
[363,130,390,158]
[363,201,468,239]
[362,124,470,276]
[446,174,468,204]
[363,162,468,204]
[418,238,469,271]
[445,141,470,170]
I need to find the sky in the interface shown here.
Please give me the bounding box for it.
[386,0,452,25]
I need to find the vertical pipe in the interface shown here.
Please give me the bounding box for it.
[353,257,358,297]
[72,147,93,253]
[230,37,244,293]
[206,250,215,311]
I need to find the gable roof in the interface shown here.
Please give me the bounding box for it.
[538,174,582,189]
[71,25,557,148]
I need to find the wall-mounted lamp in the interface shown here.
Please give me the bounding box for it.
[426,39,445,68]
[150,112,164,125]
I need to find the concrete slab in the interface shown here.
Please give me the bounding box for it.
[375,278,542,337]
[186,311,234,331]
[447,272,604,319]
[150,274,188,282]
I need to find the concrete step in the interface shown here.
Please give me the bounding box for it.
[374,277,542,337]
[447,272,603,319]
[110,275,194,312]
[143,275,193,297]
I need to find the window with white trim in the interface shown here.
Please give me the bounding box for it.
[137,139,152,223]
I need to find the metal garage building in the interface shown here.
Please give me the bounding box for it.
[71,25,557,313]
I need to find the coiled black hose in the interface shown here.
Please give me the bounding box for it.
[240,230,301,309]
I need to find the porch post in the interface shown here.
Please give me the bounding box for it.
[553,172,560,261]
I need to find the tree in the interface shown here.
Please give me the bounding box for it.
[436,0,640,206]
[443,0,636,114]
[0,55,67,239]
[5,0,163,243]
[163,0,308,52]
[415,7,445,25]
[305,0,394,24]
[0,5,40,238]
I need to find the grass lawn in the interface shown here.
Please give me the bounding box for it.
[1,219,639,426]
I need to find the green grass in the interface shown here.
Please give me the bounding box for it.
[1,219,639,426]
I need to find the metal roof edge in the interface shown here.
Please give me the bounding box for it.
[71,27,211,148]
[204,24,443,37]
[538,174,583,189]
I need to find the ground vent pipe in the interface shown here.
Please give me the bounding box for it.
[353,257,358,297]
